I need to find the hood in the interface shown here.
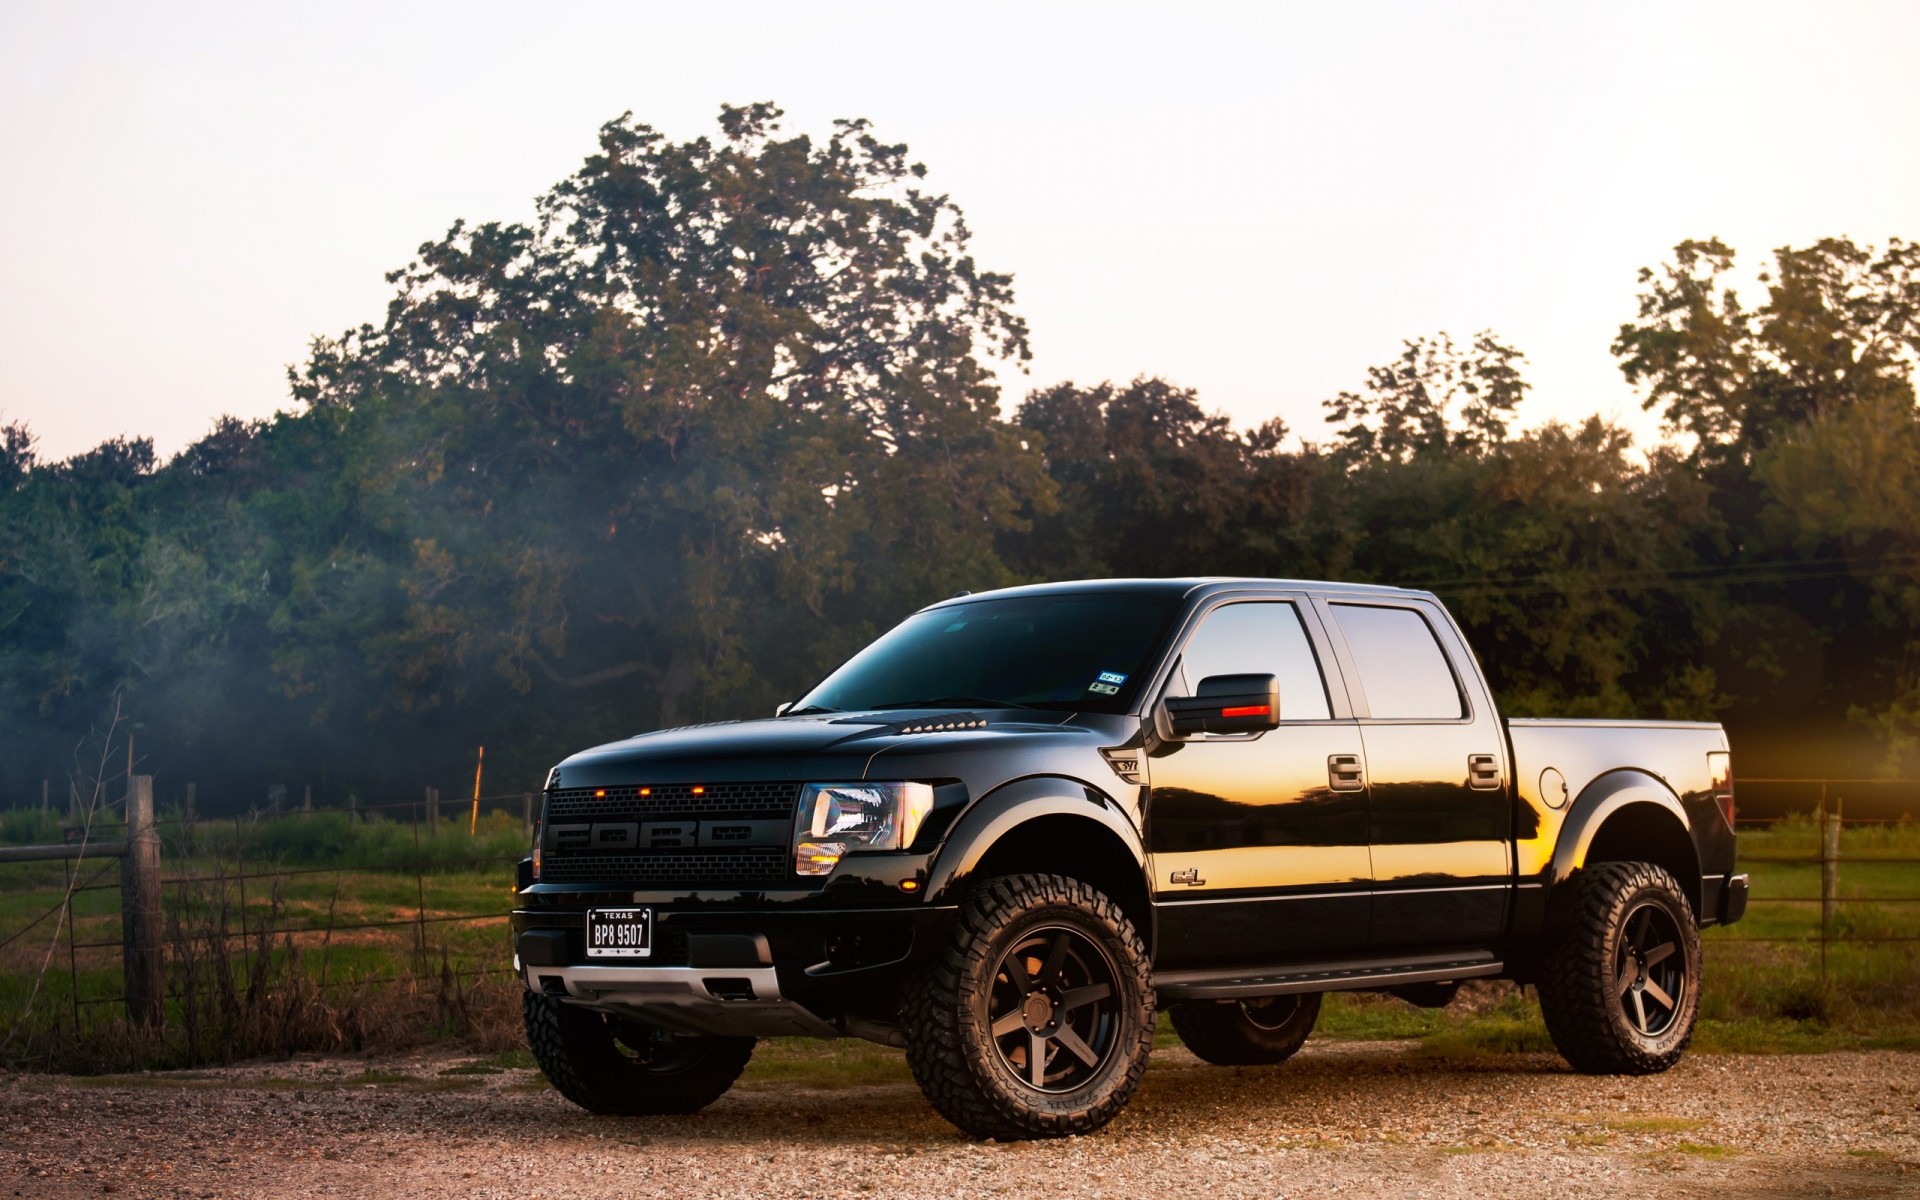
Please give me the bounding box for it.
[550,707,1104,790]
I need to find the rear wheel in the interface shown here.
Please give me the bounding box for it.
[903,873,1155,1139]
[1536,861,1701,1074]
[522,990,755,1114]
[1169,992,1321,1066]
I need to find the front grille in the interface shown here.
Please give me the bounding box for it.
[538,848,790,888]
[547,782,798,821]
[542,781,801,888]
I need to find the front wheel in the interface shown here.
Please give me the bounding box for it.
[1170,992,1321,1066]
[522,990,755,1114]
[903,873,1155,1139]
[1536,861,1702,1075]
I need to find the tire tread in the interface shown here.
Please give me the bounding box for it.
[1536,860,1700,1075]
[902,873,1154,1139]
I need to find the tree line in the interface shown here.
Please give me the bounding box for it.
[3,104,1918,811]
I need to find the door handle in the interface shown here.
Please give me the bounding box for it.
[1468,753,1501,790]
[1328,754,1365,792]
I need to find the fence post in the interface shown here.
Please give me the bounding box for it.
[302,785,313,813]
[120,775,164,1030]
[42,778,50,812]
[1820,794,1841,986]
[523,792,534,838]
[427,786,439,835]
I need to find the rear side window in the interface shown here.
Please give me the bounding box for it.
[1176,601,1332,721]
[1329,604,1464,720]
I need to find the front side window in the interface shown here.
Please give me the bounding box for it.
[1329,603,1464,719]
[1175,601,1332,721]
[796,593,1180,714]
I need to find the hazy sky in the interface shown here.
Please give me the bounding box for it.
[3,1,1917,463]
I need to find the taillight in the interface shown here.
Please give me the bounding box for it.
[1707,751,1734,828]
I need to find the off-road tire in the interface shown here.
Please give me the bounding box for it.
[522,990,755,1114]
[1169,992,1322,1066]
[903,873,1155,1139]
[1536,861,1701,1075]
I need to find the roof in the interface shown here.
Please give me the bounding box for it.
[920,576,1426,611]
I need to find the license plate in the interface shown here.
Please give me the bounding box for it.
[585,908,652,958]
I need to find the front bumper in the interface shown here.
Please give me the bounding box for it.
[510,896,957,1038]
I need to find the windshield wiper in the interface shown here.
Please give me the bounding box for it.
[870,694,1038,711]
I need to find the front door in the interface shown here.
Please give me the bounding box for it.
[1148,597,1373,971]
[1319,599,1512,951]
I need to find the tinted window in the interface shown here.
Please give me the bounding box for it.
[1330,604,1464,719]
[797,594,1179,714]
[1177,602,1331,721]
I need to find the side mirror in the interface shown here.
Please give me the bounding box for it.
[775,701,795,717]
[1163,674,1280,737]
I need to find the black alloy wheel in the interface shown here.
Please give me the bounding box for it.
[522,990,755,1115]
[1536,860,1701,1075]
[985,926,1121,1092]
[903,873,1156,1139]
[1240,995,1310,1032]
[1169,991,1322,1066]
[1615,902,1685,1037]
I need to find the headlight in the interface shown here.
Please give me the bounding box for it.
[793,782,935,877]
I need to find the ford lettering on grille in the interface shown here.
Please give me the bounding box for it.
[539,783,802,887]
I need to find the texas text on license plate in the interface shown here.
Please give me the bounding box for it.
[585,907,652,958]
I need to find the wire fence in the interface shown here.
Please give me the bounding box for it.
[1709,779,1920,984]
[0,788,528,1065]
[1,776,1914,1062]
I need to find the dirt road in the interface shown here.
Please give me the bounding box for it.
[3,1041,1915,1199]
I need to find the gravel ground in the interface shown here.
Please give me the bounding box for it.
[3,1040,1916,1199]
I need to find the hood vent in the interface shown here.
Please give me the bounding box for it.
[636,719,740,737]
[894,715,989,735]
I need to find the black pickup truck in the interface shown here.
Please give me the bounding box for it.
[512,578,1746,1138]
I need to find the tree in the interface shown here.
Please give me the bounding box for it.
[1322,332,1529,463]
[1614,237,1920,464]
[1753,393,1920,773]
[1011,377,1309,579]
[290,103,1051,772]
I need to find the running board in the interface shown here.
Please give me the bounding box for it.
[1153,952,1503,1000]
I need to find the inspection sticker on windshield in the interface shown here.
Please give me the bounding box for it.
[1088,670,1127,695]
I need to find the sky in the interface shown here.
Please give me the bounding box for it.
[2,0,1917,464]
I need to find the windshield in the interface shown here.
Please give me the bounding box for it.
[795,593,1180,715]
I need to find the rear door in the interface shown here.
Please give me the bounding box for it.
[1148,595,1372,969]
[1318,597,1512,951]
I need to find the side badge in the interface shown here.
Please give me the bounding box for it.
[1169,867,1205,887]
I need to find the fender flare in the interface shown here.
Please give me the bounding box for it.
[1547,768,1701,912]
[922,776,1147,909]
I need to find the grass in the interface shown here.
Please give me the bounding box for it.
[0,809,530,1070]
[1666,1141,1738,1158]
[738,1038,913,1089]
[0,809,1914,1072]
[1604,1116,1703,1133]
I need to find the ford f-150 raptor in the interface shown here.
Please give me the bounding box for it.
[511,578,1745,1138]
